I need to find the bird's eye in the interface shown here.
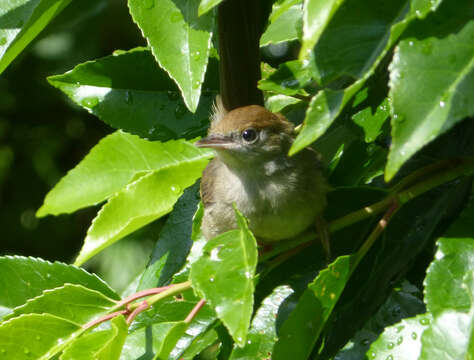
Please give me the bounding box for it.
[241,128,258,143]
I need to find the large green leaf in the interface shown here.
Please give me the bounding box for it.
[272,255,356,360]
[367,313,432,360]
[128,0,214,112]
[0,256,118,319]
[419,193,474,360]
[258,60,312,96]
[60,316,128,360]
[229,286,293,360]
[75,152,211,265]
[4,284,116,324]
[190,208,258,346]
[38,131,212,217]
[386,21,474,180]
[290,0,441,155]
[0,0,71,74]
[299,0,345,60]
[260,0,302,46]
[48,48,214,142]
[0,313,80,359]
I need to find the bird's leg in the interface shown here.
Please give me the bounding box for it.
[315,215,331,262]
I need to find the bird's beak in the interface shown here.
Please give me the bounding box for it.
[195,134,235,150]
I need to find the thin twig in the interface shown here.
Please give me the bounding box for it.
[83,310,129,330]
[184,299,207,324]
[126,301,149,325]
[115,286,173,309]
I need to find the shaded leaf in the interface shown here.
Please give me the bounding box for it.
[0,256,118,319]
[272,255,356,360]
[299,0,345,60]
[290,0,440,155]
[367,313,431,360]
[48,48,215,142]
[181,329,218,360]
[260,0,302,46]
[230,286,294,360]
[4,284,116,324]
[190,208,258,346]
[258,60,312,96]
[60,316,128,360]
[0,313,80,359]
[138,181,200,291]
[75,150,211,265]
[0,0,71,74]
[128,0,214,112]
[352,98,390,143]
[386,21,474,180]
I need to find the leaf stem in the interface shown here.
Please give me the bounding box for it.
[184,299,207,324]
[129,280,192,310]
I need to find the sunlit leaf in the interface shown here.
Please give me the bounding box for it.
[198,0,223,16]
[190,207,258,346]
[260,0,302,46]
[128,0,214,112]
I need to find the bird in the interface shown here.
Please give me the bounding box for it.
[195,102,330,255]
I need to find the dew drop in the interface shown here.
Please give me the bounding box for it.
[170,185,181,194]
[24,348,30,354]
[316,105,323,111]
[0,37,6,46]
[192,80,201,89]
[81,97,99,108]
[397,336,403,345]
[330,293,336,300]
[247,340,252,344]
[370,352,377,359]
[408,41,414,46]
[362,339,370,346]
[411,332,417,340]
[237,337,243,343]
[439,101,445,108]
[209,277,215,283]
[386,355,394,360]
[396,325,404,333]
[415,9,422,17]
[210,247,221,261]
[46,273,51,279]
[420,317,430,325]
[387,342,394,349]
[421,41,433,55]
[192,51,201,61]
[143,0,154,9]
[35,335,41,341]
[0,349,5,353]
[245,271,252,279]
[125,90,133,104]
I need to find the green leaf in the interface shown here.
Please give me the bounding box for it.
[367,313,432,360]
[290,0,440,155]
[38,131,212,217]
[352,98,390,143]
[60,316,128,360]
[386,21,474,180]
[299,0,345,60]
[128,0,214,112]
[418,194,474,360]
[0,313,80,359]
[0,0,71,75]
[230,286,294,360]
[75,150,211,265]
[0,256,118,319]
[258,60,312,96]
[272,255,356,360]
[190,207,258,346]
[4,284,116,324]
[138,181,200,290]
[47,48,214,142]
[120,321,188,360]
[181,329,218,360]
[260,0,302,46]
[198,0,223,16]
[265,94,302,113]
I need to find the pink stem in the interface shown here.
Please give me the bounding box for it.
[83,309,129,330]
[126,300,150,325]
[116,286,173,308]
[184,299,206,324]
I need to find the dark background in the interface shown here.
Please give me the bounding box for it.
[0,0,149,290]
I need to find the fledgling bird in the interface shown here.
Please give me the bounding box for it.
[195,103,330,254]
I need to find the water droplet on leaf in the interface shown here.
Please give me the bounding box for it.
[415,9,422,17]
[81,97,99,108]
[421,41,433,55]
[387,342,394,349]
[408,41,414,46]
[420,317,430,325]
[411,332,417,340]
[439,101,445,108]
[0,37,6,46]
[170,185,181,194]
[24,348,30,354]
[397,336,403,345]
[125,90,133,104]
[35,335,41,341]
[209,277,215,282]
[386,355,393,360]
[192,80,201,89]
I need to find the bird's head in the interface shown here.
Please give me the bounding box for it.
[195,105,294,169]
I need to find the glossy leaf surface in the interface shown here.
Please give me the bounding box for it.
[60,316,128,360]
[48,48,214,142]
[0,0,71,74]
[198,0,223,16]
[260,0,302,46]
[128,0,214,112]
[386,21,474,179]
[0,256,118,319]
[4,284,116,324]
[190,208,258,346]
